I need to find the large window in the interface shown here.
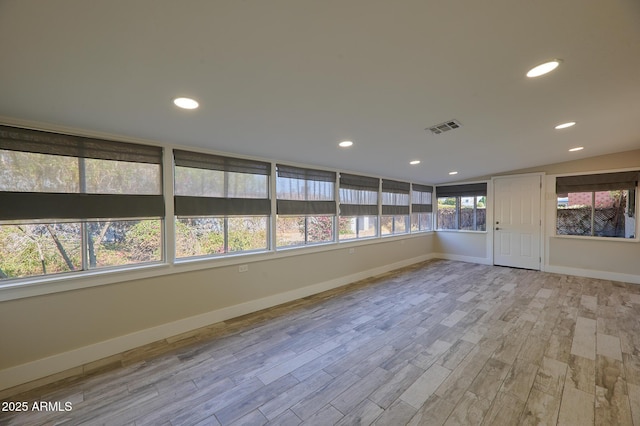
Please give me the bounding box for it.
[411,184,433,232]
[339,174,379,240]
[436,183,487,231]
[556,171,637,238]
[381,179,410,235]
[0,125,164,280]
[276,165,336,247]
[174,150,271,257]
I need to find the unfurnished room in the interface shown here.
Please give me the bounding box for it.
[1,1,640,425]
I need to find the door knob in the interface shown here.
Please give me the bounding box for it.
[495,227,500,230]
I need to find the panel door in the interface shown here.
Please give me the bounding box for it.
[493,175,541,270]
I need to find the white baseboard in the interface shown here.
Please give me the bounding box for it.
[545,265,640,285]
[431,253,492,265]
[0,253,434,393]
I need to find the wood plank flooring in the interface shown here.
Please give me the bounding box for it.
[2,259,640,425]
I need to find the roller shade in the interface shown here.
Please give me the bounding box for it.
[0,125,162,164]
[0,192,164,220]
[556,171,640,194]
[382,179,410,193]
[276,164,335,182]
[339,173,379,190]
[174,149,271,175]
[174,196,270,216]
[436,183,487,197]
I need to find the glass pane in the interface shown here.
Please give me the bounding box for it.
[307,216,334,243]
[174,166,224,197]
[87,219,162,267]
[339,188,378,205]
[437,197,457,229]
[277,177,333,201]
[380,216,393,235]
[412,191,432,205]
[0,150,78,192]
[394,215,409,234]
[459,197,476,230]
[228,216,268,252]
[276,216,306,247]
[0,222,81,279]
[557,192,592,236]
[411,212,433,232]
[339,216,378,240]
[593,190,630,238]
[84,159,161,194]
[476,196,486,231]
[227,172,269,198]
[382,192,409,206]
[175,217,225,257]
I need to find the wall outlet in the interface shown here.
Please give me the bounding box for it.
[238,264,249,273]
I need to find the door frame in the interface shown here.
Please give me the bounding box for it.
[490,172,546,270]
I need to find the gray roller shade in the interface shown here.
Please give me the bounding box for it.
[276,164,335,182]
[556,171,639,194]
[0,125,162,164]
[276,200,336,215]
[175,196,270,216]
[174,149,271,175]
[0,192,164,220]
[436,183,487,197]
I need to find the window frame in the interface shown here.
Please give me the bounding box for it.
[275,164,337,248]
[555,171,639,240]
[0,125,165,280]
[435,183,487,232]
[173,150,272,258]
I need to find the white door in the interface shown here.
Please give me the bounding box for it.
[493,175,542,270]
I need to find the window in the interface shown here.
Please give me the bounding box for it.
[339,174,379,240]
[174,150,271,257]
[381,179,410,235]
[436,183,487,231]
[411,184,433,232]
[0,125,164,280]
[556,171,638,238]
[276,165,336,247]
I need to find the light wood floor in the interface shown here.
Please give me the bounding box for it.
[2,259,640,425]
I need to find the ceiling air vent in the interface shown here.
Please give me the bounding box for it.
[426,119,462,135]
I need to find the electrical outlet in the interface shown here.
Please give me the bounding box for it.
[238,264,249,273]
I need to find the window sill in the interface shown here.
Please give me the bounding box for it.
[551,234,639,243]
[436,229,487,234]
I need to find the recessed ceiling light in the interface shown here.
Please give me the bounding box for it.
[338,140,353,148]
[526,59,562,78]
[555,121,576,130]
[173,97,199,110]
[449,171,458,175]
[409,160,421,165]
[569,146,584,152]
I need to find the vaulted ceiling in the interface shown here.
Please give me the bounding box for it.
[1,0,639,184]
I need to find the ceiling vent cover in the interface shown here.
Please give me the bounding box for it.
[427,119,462,135]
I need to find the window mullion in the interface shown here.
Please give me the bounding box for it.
[78,157,88,271]
[591,191,596,236]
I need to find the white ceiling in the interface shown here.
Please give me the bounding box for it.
[1,0,639,184]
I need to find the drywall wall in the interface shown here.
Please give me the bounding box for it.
[432,231,489,264]
[0,234,433,389]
